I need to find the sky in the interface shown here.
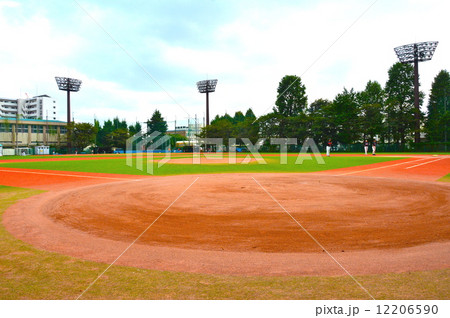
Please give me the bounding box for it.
[0,0,448,129]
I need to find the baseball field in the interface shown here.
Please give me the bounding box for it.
[0,153,449,299]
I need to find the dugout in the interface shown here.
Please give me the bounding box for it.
[15,147,32,156]
[35,145,50,155]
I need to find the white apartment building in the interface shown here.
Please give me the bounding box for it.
[0,95,57,120]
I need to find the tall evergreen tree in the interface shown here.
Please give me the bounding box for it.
[308,99,334,144]
[244,108,256,120]
[146,110,168,150]
[146,110,168,135]
[233,111,245,123]
[112,117,127,130]
[274,75,308,117]
[357,81,385,140]
[384,62,419,144]
[425,70,450,142]
[129,122,142,136]
[329,88,360,144]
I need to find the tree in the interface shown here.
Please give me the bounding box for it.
[286,112,309,141]
[199,116,234,147]
[308,98,331,114]
[235,116,259,144]
[97,119,114,150]
[146,110,168,150]
[258,112,283,138]
[167,133,188,149]
[245,108,256,120]
[384,62,419,144]
[147,110,168,135]
[357,81,385,140]
[129,122,142,136]
[274,75,308,117]
[106,128,129,149]
[308,99,335,144]
[233,111,245,123]
[113,117,127,130]
[329,88,360,144]
[425,70,450,142]
[70,122,97,151]
[198,109,259,147]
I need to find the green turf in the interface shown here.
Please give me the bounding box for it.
[1,186,448,299]
[438,174,450,182]
[0,155,402,176]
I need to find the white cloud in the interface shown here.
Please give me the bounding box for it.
[0,3,83,99]
[0,1,19,8]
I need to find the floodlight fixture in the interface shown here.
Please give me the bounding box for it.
[394,41,438,143]
[394,41,438,64]
[196,79,218,126]
[55,76,82,125]
[55,76,82,154]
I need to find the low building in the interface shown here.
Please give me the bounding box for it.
[167,123,202,141]
[0,117,67,149]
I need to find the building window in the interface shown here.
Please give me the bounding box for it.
[0,123,13,133]
[48,126,57,134]
[17,124,28,133]
[31,125,38,133]
[60,127,67,134]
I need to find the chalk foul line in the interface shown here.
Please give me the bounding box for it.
[76,176,199,300]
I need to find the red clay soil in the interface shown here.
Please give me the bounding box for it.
[3,159,450,276]
[0,167,147,190]
[316,156,450,182]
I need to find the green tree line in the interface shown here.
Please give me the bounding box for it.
[203,63,450,148]
[69,62,449,152]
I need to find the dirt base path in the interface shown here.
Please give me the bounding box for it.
[3,163,449,276]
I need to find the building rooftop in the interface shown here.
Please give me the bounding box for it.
[0,117,66,124]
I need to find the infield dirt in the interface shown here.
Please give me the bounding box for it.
[3,157,449,276]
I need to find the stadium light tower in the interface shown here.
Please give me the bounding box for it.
[394,41,438,143]
[55,77,82,154]
[196,79,218,126]
[55,76,82,125]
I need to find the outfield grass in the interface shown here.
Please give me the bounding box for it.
[438,174,450,182]
[0,152,448,162]
[0,155,402,176]
[0,185,448,299]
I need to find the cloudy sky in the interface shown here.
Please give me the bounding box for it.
[0,0,448,129]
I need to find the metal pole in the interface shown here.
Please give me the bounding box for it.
[206,91,210,126]
[67,87,71,154]
[67,89,71,125]
[413,47,420,144]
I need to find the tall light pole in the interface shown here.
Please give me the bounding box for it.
[196,79,218,126]
[394,41,438,143]
[55,77,82,125]
[55,76,82,153]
